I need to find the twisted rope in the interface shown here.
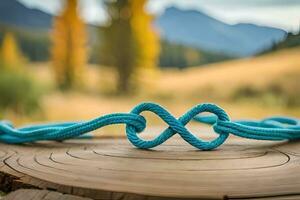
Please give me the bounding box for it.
[0,102,299,150]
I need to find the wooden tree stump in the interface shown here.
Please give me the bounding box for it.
[0,127,300,199]
[2,189,92,200]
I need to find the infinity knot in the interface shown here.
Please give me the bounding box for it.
[126,102,231,150]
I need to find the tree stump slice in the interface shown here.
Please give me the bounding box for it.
[2,189,92,200]
[0,127,300,199]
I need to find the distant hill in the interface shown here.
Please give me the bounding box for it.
[0,0,52,30]
[159,40,232,68]
[159,47,300,107]
[261,32,300,54]
[156,7,287,56]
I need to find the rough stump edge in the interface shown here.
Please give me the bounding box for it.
[0,166,206,200]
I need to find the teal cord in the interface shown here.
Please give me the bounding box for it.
[0,102,299,150]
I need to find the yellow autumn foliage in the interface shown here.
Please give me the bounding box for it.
[131,0,160,69]
[51,0,87,90]
[130,0,160,88]
[0,32,25,70]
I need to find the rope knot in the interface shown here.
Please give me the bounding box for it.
[126,102,231,150]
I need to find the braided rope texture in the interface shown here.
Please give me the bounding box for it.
[0,102,299,150]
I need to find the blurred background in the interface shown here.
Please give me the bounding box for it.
[0,0,299,135]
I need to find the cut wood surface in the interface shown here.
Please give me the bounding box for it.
[2,189,92,200]
[0,127,300,200]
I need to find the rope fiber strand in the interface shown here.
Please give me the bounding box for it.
[0,102,300,150]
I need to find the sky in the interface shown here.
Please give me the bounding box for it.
[19,0,300,32]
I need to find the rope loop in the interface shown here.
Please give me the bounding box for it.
[196,115,300,141]
[126,102,230,150]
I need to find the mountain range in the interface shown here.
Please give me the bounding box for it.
[156,7,286,56]
[0,0,287,57]
[0,0,52,30]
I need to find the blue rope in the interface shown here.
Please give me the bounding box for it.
[0,102,299,150]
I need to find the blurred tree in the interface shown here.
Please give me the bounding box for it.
[130,0,160,88]
[51,0,87,90]
[101,0,135,93]
[0,32,25,70]
[101,0,159,93]
[0,33,41,116]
